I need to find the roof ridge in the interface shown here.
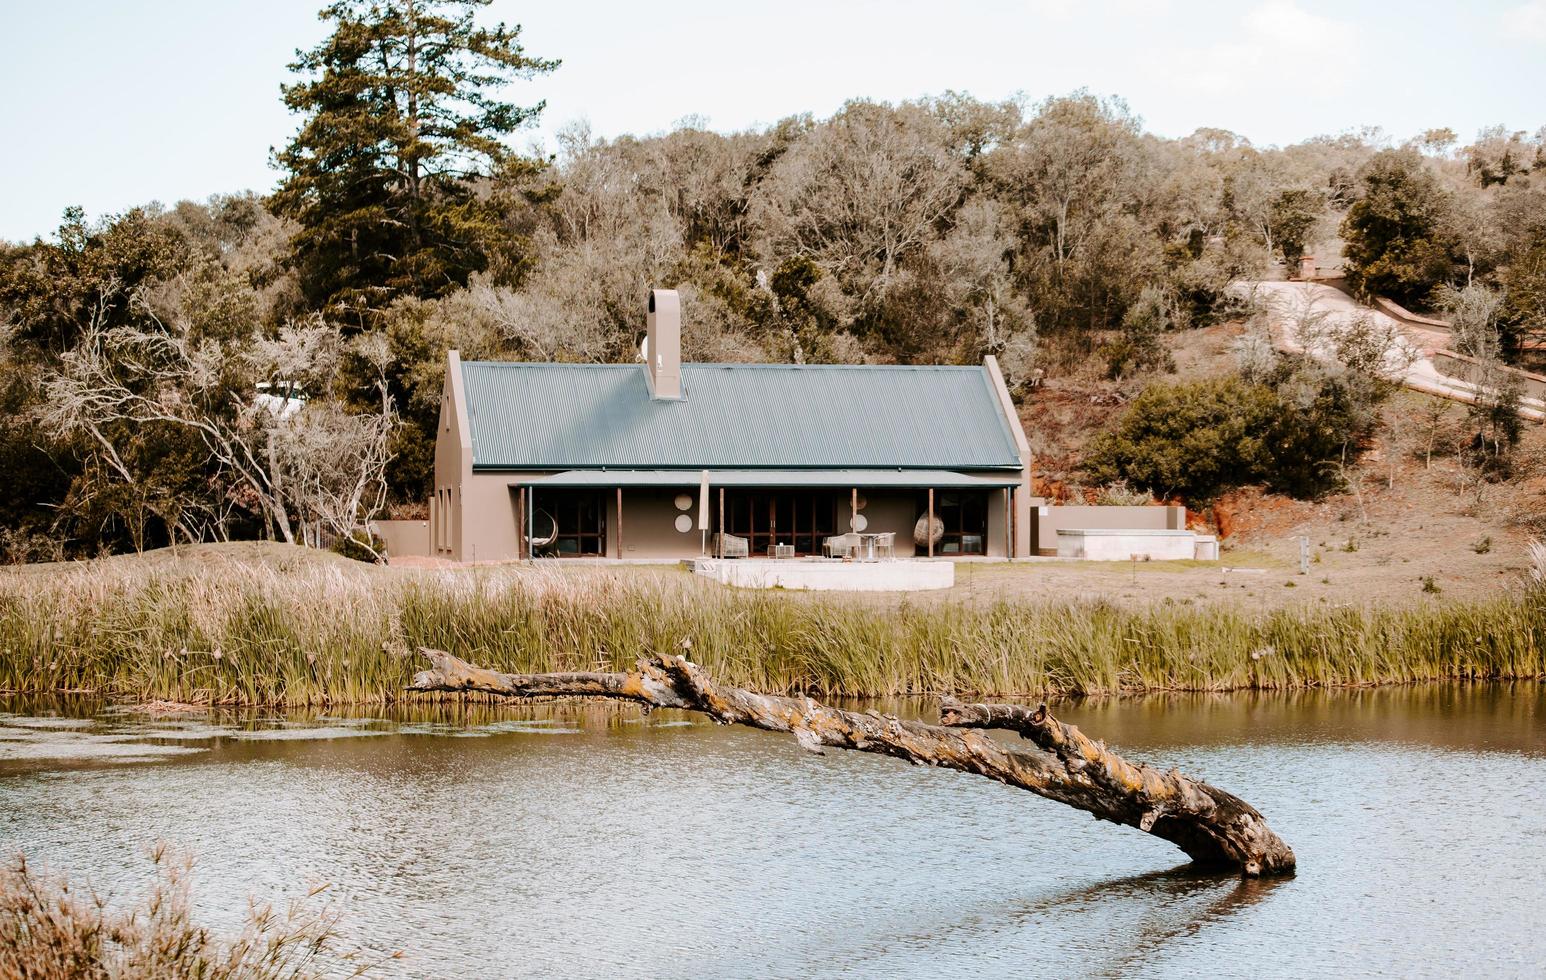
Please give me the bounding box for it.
[462,360,985,371]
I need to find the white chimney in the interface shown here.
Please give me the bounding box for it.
[646,288,682,400]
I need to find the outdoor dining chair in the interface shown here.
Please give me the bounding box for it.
[714,532,749,558]
[823,533,858,558]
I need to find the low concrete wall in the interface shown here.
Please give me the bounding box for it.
[689,558,954,592]
[372,519,431,558]
[1056,529,1198,561]
[1031,503,1186,556]
[1431,350,1546,402]
[1373,295,1451,330]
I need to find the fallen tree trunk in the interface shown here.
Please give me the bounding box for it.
[409,649,1295,877]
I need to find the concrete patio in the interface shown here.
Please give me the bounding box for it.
[687,558,955,591]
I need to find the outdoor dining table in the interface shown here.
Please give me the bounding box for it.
[853,533,881,561]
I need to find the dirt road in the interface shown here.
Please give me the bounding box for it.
[1246,281,1545,421]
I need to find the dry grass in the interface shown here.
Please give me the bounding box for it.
[0,844,381,978]
[1,544,1542,703]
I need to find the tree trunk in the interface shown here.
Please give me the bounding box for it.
[409,649,1296,877]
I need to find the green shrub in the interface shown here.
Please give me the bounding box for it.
[1085,377,1277,500]
[1087,362,1380,502]
[330,530,386,564]
[1261,361,1380,497]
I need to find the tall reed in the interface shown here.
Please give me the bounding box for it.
[1,556,1541,705]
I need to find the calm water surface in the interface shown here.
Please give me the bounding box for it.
[1,685,1542,978]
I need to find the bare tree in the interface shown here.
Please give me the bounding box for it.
[279,334,396,554]
[927,198,1037,369]
[753,100,965,297]
[42,293,394,548]
[1230,311,1277,383]
[1439,282,1505,360]
[411,648,1296,877]
[991,93,1143,273]
[1415,397,1456,469]
[1436,283,1524,476]
[1221,149,1291,258]
[1443,181,1504,286]
[1286,291,1418,392]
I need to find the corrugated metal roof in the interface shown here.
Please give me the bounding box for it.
[518,469,1021,488]
[461,362,1023,471]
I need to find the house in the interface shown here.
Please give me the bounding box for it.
[429,289,1033,562]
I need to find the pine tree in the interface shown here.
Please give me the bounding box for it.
[273,0,557,326]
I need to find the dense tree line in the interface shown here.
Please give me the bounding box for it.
[1,0,1543,560]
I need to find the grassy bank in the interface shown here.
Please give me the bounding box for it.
[1,549,1543,705]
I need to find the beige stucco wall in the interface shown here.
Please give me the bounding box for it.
[858,492,919,557]
[371,519,430,558]
[615,486,706,558]
[1030,502,1187,555]
[1056,529,1198,561]
[459,471,532,562]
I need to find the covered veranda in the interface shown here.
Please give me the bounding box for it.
[508,469,1023,561]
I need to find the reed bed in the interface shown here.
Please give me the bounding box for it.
[1,556,1542,705]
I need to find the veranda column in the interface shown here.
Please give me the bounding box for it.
[927,488,935,558]
[516,487,526,560]
[616,487,624,558]
[1005,487,1013,558]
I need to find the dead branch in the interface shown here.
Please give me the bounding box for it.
[409,649,1295,877]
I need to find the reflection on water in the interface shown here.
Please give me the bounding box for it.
[0,683,1541,978]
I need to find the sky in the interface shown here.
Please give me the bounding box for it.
[4,0,1545,243]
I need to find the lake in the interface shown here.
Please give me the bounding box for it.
[1,684,1542,978]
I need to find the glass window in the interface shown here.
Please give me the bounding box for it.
[724,490,839,556]
[531,491,607,558]
[920,491,988,555]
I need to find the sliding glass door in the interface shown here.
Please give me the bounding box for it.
[921,491,988,555]
[530,490,607,557]
[724,491,839,556]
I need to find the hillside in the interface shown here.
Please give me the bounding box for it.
[1017,318,1546,606]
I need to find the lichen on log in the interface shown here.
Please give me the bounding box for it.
[409,648,1295,877]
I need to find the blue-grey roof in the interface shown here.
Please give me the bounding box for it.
[520,469,1021,488]
[460,362,1023,471]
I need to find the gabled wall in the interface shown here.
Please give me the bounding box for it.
[431,350,474,560]
[982,355,1033,557]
